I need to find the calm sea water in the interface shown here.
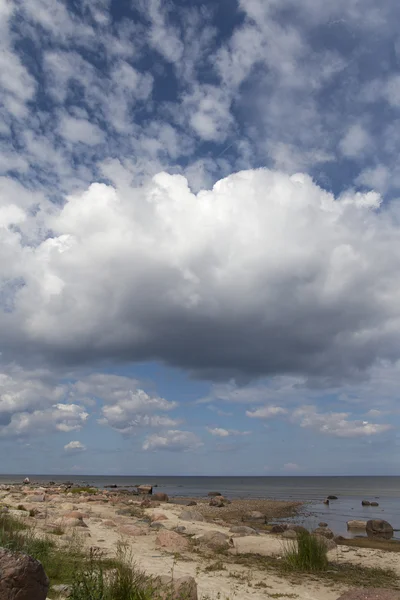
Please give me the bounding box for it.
[1,475,399,538]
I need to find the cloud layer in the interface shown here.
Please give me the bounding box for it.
[1,169,399,384]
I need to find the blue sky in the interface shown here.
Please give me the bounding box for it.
[1,0,400,475]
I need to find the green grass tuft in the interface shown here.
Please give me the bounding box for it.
[283,531,328,572]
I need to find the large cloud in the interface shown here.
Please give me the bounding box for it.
[1,168,400,382]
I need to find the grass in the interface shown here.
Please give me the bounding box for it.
[70,487,97,494]
[283,531,328,572]
[0,512,194,600]
[204,560,226,572]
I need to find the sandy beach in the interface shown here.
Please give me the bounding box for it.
[1,483,400,600]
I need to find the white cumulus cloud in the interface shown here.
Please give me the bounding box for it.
[64,440,86,452]
[143,430,203,452]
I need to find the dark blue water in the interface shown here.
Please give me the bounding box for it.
[1,475,399,538]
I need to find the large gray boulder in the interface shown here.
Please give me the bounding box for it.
[0,547,49,600]
[366,519,393,540]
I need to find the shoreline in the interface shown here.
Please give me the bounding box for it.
[2,482,400,599]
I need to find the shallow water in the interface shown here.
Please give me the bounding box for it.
[1,474,399,538]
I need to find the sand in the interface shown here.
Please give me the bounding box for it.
[1,485,399,600]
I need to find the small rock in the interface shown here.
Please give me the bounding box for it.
[151,513,168,522]
[270,524,288,534]
[198,531,230,549]
[327,495,338,500]
[370,502,379,507]
[150,522,164,530]
[319,522,328,527]
[244,511,265,523]
[26,495,45,503]
[156,530,189,552]
[207,492,222,497]
[282,529,297,539]
[152,493,169,502]
[103,520,117,527]
[362,500,371,506]
[313,527,334,539]
[0,547,49,600]
[209,498,225,507]
[154,575,198,600]
[180,510,205,522]
[323,498,330,505]
[186,501,197,506]
[230,526,257,536]
[52,584,71,594]
[175,526,186,533]
[137,485,152,495]
[119,525,148,536]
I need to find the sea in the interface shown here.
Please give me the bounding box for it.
[1,475,399,539]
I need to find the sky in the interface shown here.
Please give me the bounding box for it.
[1,0,400,476]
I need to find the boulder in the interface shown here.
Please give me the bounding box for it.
[198,531,230,549]
[347,520,367,530]
[150,522,164,530]
[151,513,168,522]
[207,492,222,497]
[55,517,87,528]
[175,526,186,533]
[319,522,328,527]
[0,547,49,600]
[23,478,30,485]
[370,502,379,507]
[327,495,338,500]
[137,485,153,495]
[362,500,371,506]
[25,495,45,503]
[119,525,148,537]
[282,529,297,539]
[154,575,197,600]
[63,511,86,520]
[366,519,393,540]
[270,524,288,534]
[313,535,337,551]
[180,510,205,522]
[313,527,334,539]
[156,531,189,552]
[152,493,169,502]
[186,501,197,506]
[323,499,329,505]
[336,590,400,599]
[244,511,265,523]
[209,498,225,507]
[229,526,257,536]
[102,520,117,527]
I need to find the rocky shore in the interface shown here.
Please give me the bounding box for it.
[1,481,400,600]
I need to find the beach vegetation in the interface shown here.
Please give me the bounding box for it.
[70,487,97,494]
[283,531,328,572]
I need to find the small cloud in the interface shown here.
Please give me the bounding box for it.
[142,430,203,452]
[64,440,86,452]
[284,462,300,472]
[206,427,251,437]
[246,406,287,419]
